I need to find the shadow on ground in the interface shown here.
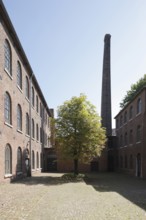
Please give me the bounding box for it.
[84,172,146,212]
[12,173,84,186]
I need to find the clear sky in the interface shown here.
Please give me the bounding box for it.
[3,0,146,128]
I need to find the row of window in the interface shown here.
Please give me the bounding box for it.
[4,39,49,127]
[5,144,41,175]
[119,154,133,169]
[118,125,141,147]
[116,98,142,128]
[5,92,49,146]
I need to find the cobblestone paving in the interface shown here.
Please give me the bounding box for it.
[0,172,146,220]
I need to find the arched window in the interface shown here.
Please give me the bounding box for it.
[129,129,133,144]
[137,125,141,142]
[4,92,12,124]
[129,106,133,120]
[17,104,22,131]
[36,123,39,141]
[120,156,123,168]
[36,95,39,113]
[26,113,29,135]
[5,144,12,174]
[124,111,127,123]
[17,61,22,89]
[32,150,35,169]
[31,87,35,107]
[129,155,133,169]
[4,40,12,75]
[125,155,127,168]
[40,153,42,168]
[137,98,142,114]
[120,115,123,127]
[25,76,29,99]
[120,135,123,147]
[17,147,22,172]
[124,132,128,146]
[37,152,39,168]
[40,102,42,117]
[32,118,35,138]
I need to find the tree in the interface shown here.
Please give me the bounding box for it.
[55,94,106,175]
[120,74,146,108]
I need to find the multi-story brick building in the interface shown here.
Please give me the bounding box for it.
[0,0,53,182]
[113,87,146,178]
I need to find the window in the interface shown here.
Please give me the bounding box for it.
[37,152,39,168]
[32,118,35,138]
[129,129,133,144]
[124,111,127,124]
[116,119,119,129]
[17,147,22,172]
[17,61,22,89]
[120,156,123,168]
[25,76,29,99]
[120,115,123,127]
[17,104,22,131]
[40,127,42,143]
[4,92,12,124]
[32,150,35,169]
[26,113,30,135]
[40,103,42,117]
[31,87,35,107]
[4,40,12,75]
[120,135,123,147]
[36,124,39,141]
[5,144,12,174]
[124,132,128,146]
[129,155,133,169]
[136,125,141,142]
[36,95,39,113]
[125,155,127,168]
[129,106,133,120]
[137,98,142,114]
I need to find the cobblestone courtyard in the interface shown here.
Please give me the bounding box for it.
[0,172,146,220]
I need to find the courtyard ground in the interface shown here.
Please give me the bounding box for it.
[0,172,146,220]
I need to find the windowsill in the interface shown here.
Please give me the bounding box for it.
[32,169,35,172]
[4,122,13,128]
[136,141,141,144]
[17,171,23,175]
[25,97,30,103]
[25,134,30,138]
[4,68,13,80]
[17,129,23,134]
[17,85,23,93]
[136,112,141,117]
[4,174,12,178]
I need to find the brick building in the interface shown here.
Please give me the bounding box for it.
[112,87,146,178]
[0,1,53,182]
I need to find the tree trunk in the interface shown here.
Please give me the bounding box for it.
[74,159,78,175]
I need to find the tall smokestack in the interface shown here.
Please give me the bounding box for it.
[101,34,112,136]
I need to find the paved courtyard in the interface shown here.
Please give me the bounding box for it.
[0,172,146,220]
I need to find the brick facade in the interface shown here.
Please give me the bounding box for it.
[0,1,53,182]
[113,87,146,178]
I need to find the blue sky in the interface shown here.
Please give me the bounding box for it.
[3,0,146,128]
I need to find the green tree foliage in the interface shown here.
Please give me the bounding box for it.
[120,74,146,108]
[55,94,106,175]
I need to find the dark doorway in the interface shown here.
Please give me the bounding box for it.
[90,161,99,172]
[47,158,57,172]
[108,155,114,171]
